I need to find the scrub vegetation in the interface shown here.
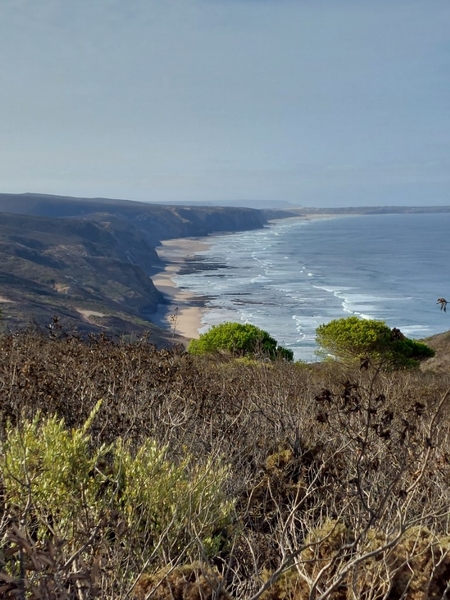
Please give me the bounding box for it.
[188,322,294,361]
[316,316,435,369]
[0,325,449,599]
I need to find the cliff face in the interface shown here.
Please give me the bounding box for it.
[0,194,270,336]
[0,213,164,335]
[0,193,267,240]
[113,205,268,245]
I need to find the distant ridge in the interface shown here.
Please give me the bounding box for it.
[290,205,450,215]
[2,192,450,215]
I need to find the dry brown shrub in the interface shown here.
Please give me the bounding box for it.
[259,525,450,600]
[1,328,450,598]
[259,568,309,600]
[134,563,230,600]
[0,524,100,599]
[380,528,450,600]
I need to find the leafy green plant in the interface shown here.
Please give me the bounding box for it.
[0,404,233,573]
[315,316,434,369]
[116,439,233,558]
[2,401,108,538]
[188,322,293,361]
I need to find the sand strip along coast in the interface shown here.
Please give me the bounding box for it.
[151,215,340,342]
[152,237,212,340]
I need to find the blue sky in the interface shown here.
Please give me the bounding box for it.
[1,0,449,206]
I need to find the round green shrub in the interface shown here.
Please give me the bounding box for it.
[188,322,293,361]
[316,316,435,369]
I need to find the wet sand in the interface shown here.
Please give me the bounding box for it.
[151,238,211,340]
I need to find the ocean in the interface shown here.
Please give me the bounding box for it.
[172,213,450,362]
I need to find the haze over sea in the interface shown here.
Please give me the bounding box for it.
[171,213,450,362]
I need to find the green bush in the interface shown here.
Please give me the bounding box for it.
[1,403,233,563]
[316,316,435,369]
[188,322,293,361]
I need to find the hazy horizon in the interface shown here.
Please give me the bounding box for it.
[1,1,449,207]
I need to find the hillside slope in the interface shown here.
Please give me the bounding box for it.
[0,213,166,336]
[421,329,450,372]
[0,196,272,337]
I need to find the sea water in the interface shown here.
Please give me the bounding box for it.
[172,213,450,362]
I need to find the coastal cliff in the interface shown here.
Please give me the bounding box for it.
[0,194,269,337]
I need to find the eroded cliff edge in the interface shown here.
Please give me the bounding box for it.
[0,194,278,337]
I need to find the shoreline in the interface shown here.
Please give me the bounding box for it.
[150,214,333,342]
[151,237,212,340]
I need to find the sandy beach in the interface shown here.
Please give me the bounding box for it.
[150,215,331,342]
[151,237,211,340]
